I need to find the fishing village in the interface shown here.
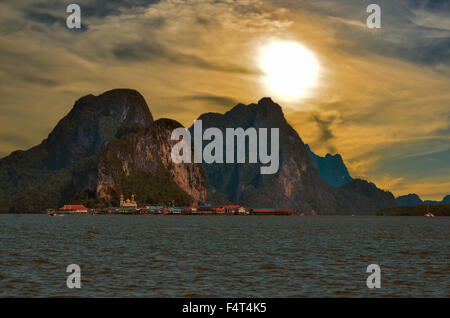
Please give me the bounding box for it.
[46,194,294,216]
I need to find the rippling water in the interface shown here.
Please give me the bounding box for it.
[0,215,448,297]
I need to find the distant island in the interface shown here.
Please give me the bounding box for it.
[376,204,450,216]
[395,194,450,207]
[1,88,445,216]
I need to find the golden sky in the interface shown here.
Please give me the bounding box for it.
[0,0,449,200]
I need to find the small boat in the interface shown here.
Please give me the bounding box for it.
[424,204,435,217]
[48,212,65,217]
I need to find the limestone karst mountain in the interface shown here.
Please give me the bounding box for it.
[0,90,395,214]
[192,97,395,215]
[0,89,206,212]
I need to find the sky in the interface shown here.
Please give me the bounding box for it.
[0,0,449,200]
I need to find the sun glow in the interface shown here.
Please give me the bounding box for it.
[259,41,320,102]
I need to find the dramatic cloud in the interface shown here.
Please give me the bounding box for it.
[180,94,238,109]
[0,0,448,199]
[311,112,337,154]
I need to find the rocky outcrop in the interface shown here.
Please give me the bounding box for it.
[0,89,205,212]
[305,144,352,187]
[193,97,396,215]
[192,97,342,215]
[89,118,206,205]
[44,89,154,169]
[153,119,206,203]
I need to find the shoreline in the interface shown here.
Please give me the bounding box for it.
[3,213,450,218]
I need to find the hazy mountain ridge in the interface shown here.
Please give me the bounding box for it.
[305,144,352,187]
[396,193,450,207]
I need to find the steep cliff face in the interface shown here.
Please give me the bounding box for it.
[193,97,396,215]
[305,144,352,187]
[152,119,207,204]
[86,118,206,206]
[192,97,341,215]
[0,89,155,212]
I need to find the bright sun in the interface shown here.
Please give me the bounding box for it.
[259,41,320,102]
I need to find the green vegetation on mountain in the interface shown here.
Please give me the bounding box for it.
[336,179,396,215]
[120,171,193,206]
[0,89,206,213]
[0,146,71,213]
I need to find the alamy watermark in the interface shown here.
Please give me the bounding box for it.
[366,4,381,29]
[66,4,81,29]
[171,120,280,175]
[66,264,81,288]
[366,264,381,289]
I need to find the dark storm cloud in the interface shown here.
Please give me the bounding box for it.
[311,113,337,154]
[181,94,237,108]
[25,0,161,19]
[407,0,449,12]
[112,41,256,74]
[85,0,161,17]
[1,0,160,33]
[195,16,214,27]
[334,22,450,67]
[399,36,450,66]
[338,2,449,66]
[23,9,90,31]
[112,41,168,62]
[270,0,450,67]
[24,10,62,25]
[20,74,60,87]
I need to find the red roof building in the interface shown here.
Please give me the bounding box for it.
[59,205,88,213]
[216,205,241,209]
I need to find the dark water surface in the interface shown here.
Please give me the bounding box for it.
[0,215,448,297]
